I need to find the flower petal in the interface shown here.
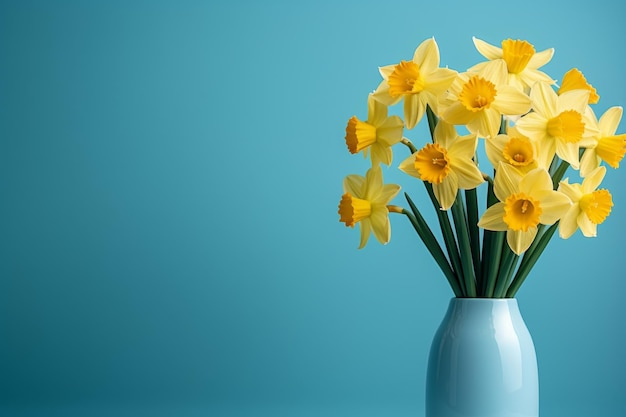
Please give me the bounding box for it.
[528,47,554,69]
[557,179,583,202]
[377,183,401,205]
[414,37,440,73]
[555,140,580,169]
[442,101,475,126]
[556,89,589,115]
[582,166,606,193]
[577,212,597,237]
[493,86,532,116]
[485,134,508,167]
[537,190,572,225]
[579,148,600,178]
[368,94,388,126]
[472,37,502,60]
[468,108,501,139]
[424,68,458,94]
[559,206,580,239]
[364,165,383,200]
[507,228,537,255]
[481,59,508,88]
[478,203,508,231]
[519,167,553,195]
[530,82,558,117]
[370,209,391,245]
[398,153,421,179]
[358,218,372,249]
[494,163,521,202]
[404,94,425,130]
[344,174,365,196]
[372,80,401,107]
[433,172,459,210]
[599,106,623,136]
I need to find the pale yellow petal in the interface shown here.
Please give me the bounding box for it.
[559,206,580,239]
[379,65,395,79]
[557,179,583,202]
[478,203,508,231]
[370,144,390,166]
[358,218,372,249]
[537,190,571,225]
[442,101,475,125]
[368,93,388,126]
[518,68,555,87]
[414,37,440,73]
[493,86,532,116]
[515,112,549,141]
[530,82,557,117]
[494,163,521,202]
[599,106,623,136]
[555,140,581,169]
[451,157,484,189]
[344,174,365,197]
[485,134,508,167]
[404,94,425,130]
[424,68,457,94]
[377,183,401,205]
[448,133,478,159]
[468,108,501,139]
[364,165,383,200]
[472,37,502,60]
[398,153,421,179]
[507,228,537,255]
[579,148,600,178]
[527,48,554,69]
[481,59,508,88]
[519,167,553,195]
[577,212,597,237]
[582,166,606,193]
[433,172,459,210]
[435,121,460,149]
[556,89,589,115]
[372,80,401,107]
[376,115,404,146]
[370,209,391,245]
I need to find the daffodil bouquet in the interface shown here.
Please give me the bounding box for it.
[338,37,625,298]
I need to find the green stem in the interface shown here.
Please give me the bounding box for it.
[451,194,476,297]
[552,160,571,189]
[422,183,466,296]
[403,195,463,297]
[465,188,481,286]
[426,105,438,139]
[494,243,518,298]
[480,176,501,297]
[401,137,417,154]
[506,223,558,298]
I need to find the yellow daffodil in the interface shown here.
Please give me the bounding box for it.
[398,122,484,210]
[441,59,532,139]
[345,94,404,166]
[338,166,401,249]
[515,82,598,169]
[469,37,555,92]
[558,166,613,238]
[557,68,599,104]
[485,126,541,174]
[372,38,457,130]
[478,164,571,255]
[579,106,626,177]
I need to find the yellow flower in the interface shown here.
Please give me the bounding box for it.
[469,37,555,92]
[478,164,571,255]
[441,59,532,139]
[345,94,404,166]
[398,122,484,210]
[515,82,598,169]
[338,166,401,249]
[372,38,457,130]
[558,68,599,104]
[558,166,613,238]
[485,126,541,174]
[579,106,626,177]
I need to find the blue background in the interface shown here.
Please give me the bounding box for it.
[1,1,624,416]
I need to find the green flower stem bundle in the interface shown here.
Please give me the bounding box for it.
[338,37,624,298]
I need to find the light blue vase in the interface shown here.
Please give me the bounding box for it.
[426,298,538,417]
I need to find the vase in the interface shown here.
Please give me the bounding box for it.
[426,298,538,417]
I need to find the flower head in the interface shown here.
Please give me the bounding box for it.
[338,166,401,248]
[515,82,598,169]
[485,126,541,174]
[478,164,571,254]
[579,106,626,176]
[345,94,404,166]
[373,38,457,129]
[441,59,532,139]
[558,166,613,238]
[558,68,599,104]
[399,122,484,210]
[470,37,555,92]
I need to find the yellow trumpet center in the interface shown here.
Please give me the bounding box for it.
[579,189,613,224]
[338,193,371,227]
[501,39,535,74]
[413,143,451,184]
[345,116,377,154]
[596,134,626,168]
[387,60,426,98]
[459,76,497,112]
[547,110,585,143]
[503,192,542,232]
[558,68,600,104]
[503,136,534,167]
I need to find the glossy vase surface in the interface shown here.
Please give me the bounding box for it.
[426,298,538,417]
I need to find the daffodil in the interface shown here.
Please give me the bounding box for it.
[372,38,457,130]
[399,122,484,210]
[441,59,532,139]
[558,166,613,238]
[469,37,555,92]
[485,126,541,174]
[557,68,599,104]
[478,164,571,255]
[345,94,404,166]
[579,106,626,177]
[338,166,401,249]
[515,81,598,169]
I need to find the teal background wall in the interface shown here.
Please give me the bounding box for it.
[1,1,624,416]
